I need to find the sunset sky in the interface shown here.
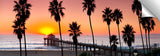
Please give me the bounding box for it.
[0,0,160,35]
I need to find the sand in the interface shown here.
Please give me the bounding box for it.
[0,50,84,56]
[0,50,112,56]
[0,50,139,56]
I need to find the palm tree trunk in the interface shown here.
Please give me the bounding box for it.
[129,47,131,56]
[148,30,151,52]
[115,50,117,56]
[58,21,64,56]
[89,16,95,56]
[138,18,145,54]
[117,24,122,56]
[75,44,78,56]
[145,29,149,53]
[23,25,27,56]
[19,39,22,56]
[108,25,112,56]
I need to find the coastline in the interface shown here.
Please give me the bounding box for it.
[0,50,84,56]
[0,49,142,56]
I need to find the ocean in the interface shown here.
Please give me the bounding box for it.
[0,34,160,50]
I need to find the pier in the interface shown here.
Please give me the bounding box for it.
[44,37,144,56]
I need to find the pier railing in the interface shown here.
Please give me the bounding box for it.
[44,38,144,56]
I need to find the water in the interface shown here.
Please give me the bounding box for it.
[0,34,60,50]
[0,34,160,50]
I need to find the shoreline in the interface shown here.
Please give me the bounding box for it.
[0,50,84,56]
[0,49,143,56]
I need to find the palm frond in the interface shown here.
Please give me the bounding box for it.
[49,0,65,22]
[26,10,30,18]
[69,33,73,36]
[59,1,63,7]
[131,0,142,16]
[113,9,123,24]
[26,3,32,9]
[68,22,82,37]
[122,24,136,47]
[82,0,96,15]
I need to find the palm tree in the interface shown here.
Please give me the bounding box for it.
[102,7,113,56]
[68,22,82,56]
[147,19,155,52]
[12,19,24,56]
[13,0,32,56]
[122,24,136,56]
[113,8,123,55]
[48,0,65,56]
[82,0,96,56]
[140,17,155,52]
[132,0,145,53]
[110,35,118,56]
[140,17,149,52]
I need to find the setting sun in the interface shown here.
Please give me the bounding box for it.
[40,27,55,35]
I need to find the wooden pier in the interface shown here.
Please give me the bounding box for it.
[44,38,59,46]
[44,38,144,56]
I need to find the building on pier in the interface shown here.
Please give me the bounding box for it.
[44,34,59,46]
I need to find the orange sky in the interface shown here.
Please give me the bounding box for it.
[0,0,160,35]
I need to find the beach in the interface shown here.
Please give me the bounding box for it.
[0,50,113,56]
[0,50,142,56]
[0,50,84,56]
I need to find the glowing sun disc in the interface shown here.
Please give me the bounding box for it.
[40,27,54,35]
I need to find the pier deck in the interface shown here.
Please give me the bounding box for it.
[44,38,144,56]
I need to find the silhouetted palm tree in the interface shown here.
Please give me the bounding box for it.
[68,22,82,56]
[102,7,113,56]
[110,35,118,56]
[82,0,96,56]
[140,17,155,52]
[12,19,24,56]
[132,0,141,17]
[132,0,145,53]
[13,0,32,56]
[48,0,65,56]
[147,18,155,52]
[122,24,136,56]
[113,9,123,55]
[140,17,149,52]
